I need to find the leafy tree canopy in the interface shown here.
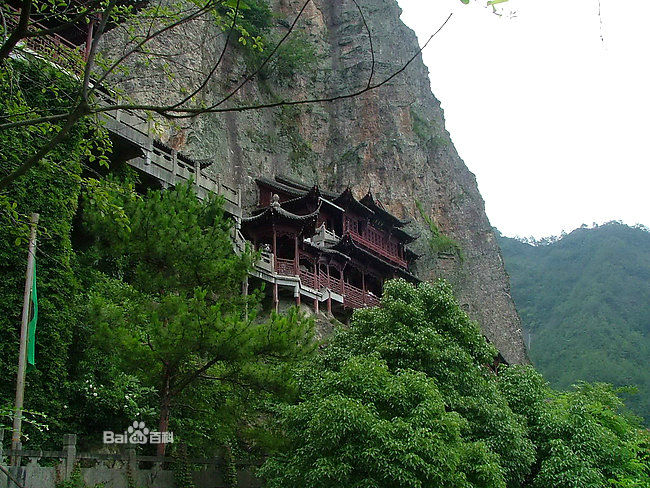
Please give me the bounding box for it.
[261,279,650,488]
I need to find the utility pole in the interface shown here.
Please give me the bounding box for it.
[11,213,39,463]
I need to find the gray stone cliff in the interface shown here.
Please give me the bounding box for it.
[103,0,528,363]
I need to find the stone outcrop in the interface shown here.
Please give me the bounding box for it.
[103,0,528,363]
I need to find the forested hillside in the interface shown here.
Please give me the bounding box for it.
[498,223,650,423]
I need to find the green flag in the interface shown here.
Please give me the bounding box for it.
[27,260,38,372]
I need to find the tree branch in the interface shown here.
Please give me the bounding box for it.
[351,0,375,89]
[167,0,242,110]
[86,12,453,119]
[0,103,88,189]
[0,0,32,62]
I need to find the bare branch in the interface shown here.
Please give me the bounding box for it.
[90,12,453,119]
[89,0,217,93]
[0,0,32,62]
[197,0,313,114]
[167,0,242,110]
[0,113,70,130]
[352,0,375,89]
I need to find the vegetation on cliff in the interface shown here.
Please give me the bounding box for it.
[498,223,650,424]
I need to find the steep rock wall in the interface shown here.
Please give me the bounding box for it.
[103,0,528,363]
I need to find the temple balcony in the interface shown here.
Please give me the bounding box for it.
[348,229,408,269]
[270,256,379,310]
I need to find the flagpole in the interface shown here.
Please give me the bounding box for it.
[11,212,39,463]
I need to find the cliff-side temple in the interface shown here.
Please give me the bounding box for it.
[241,177,418,318]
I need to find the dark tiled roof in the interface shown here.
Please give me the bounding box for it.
[333,188,374,218]
[275,175,339,200]
[242,201,321,240]
[255,177,306,197]
[360,191,410,227]
[300,240,350,261]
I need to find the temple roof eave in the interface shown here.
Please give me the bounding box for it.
[241,201,322,227]
[360,191,411,227]
[333,187,375,218]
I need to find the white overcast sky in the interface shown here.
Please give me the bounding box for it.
[397,0,650,238]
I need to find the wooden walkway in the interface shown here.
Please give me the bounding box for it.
[101,106,242,218]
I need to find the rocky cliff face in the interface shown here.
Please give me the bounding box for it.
[104,0,528,363]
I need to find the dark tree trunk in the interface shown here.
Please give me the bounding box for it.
[157,368,172,456]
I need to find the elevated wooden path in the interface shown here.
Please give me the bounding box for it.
[101,105,241,218]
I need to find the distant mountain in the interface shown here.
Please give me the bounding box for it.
[497,222,650,423]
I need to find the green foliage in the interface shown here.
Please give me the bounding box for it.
[415,200,463,259]
[258,32,318,81]
[263,279,534,488]
[80,182,316,450]
[0,58,110,447]
[276,105,315,171]
[223,441,239,488]
[215,0,272,51]
[172,444,196,488]
[263,279,650,487]
[261,355,507,488]
[497,223,650,423]
[499,366,650,488]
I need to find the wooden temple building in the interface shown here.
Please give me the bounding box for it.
[241,176,419,317]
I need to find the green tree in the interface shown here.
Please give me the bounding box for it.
[499,366,650,488]
[82,182,315,453]
[262,279,535,487]
[260,355,506,488]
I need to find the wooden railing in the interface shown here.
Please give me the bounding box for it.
[365,293,381,307]
[99,100,241,215]
[275,258,295,276]
[269,257,381,309]
[299,270,317,289]
[343,282,381,308]
[4,7,85,75]
[320,274,343,294]
[349,230,407,268]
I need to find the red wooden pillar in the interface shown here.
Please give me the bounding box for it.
[362,270,366,305]
[339,268,344,295]
[295,292,301,307]
[272,226,277,271]
[272,226,279,312]
[313,297,319,314]
[294,234,299,275]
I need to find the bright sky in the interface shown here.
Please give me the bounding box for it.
[397,0,650,238]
